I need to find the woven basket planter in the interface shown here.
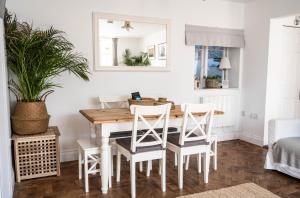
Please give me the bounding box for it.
[205,79,220,89]
[11,102,50,135]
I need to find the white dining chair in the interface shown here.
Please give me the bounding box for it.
[77,138,112,192]
[98,95,129,109]
[167,103,214,189]
[99,96,146,176]
[99,96,178,177]
[116,104,171,198]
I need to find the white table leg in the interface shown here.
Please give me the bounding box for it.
[89,123,98,176]
[90,123,96,141]
[178,153,183,189]
[99,124,110,194]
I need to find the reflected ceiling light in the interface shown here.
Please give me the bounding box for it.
[295,16,300,26]
[283,16,300,28]
[121,21,134,31]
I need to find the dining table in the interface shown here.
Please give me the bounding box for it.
[79,105,224,194]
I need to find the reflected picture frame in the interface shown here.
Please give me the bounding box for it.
[92,12,171,72]
[147,45,156,60]
[158,42,166,60]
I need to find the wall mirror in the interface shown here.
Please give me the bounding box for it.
[93,13,171,71]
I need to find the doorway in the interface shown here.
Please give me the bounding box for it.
[265,14,300,144]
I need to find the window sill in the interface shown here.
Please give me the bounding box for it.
[194,88,240,96]
[198,88,239,90]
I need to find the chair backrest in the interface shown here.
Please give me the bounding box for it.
[130,104,171,153]
[179,103,214,146]
[98,95,129,109]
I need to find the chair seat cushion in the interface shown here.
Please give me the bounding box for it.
[110,127,178,139]
[167,134,209,148]
[116,136,163,154]
[110,131,137,139]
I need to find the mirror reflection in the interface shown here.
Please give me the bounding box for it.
[97,17,168,69]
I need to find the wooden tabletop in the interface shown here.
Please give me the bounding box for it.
[79,105,224,124]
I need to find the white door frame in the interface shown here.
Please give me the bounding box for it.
[0,18,14,198]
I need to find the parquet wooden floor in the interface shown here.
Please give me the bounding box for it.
[13,140,300,198]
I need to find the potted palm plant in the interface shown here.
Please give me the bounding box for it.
[4,11,90,135]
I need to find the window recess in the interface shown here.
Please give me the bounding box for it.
[185,25,244,90]
[194,46,241,89]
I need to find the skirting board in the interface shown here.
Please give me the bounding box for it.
[61,149,78,162]
[60,131,240,162]
[239,134,264,146]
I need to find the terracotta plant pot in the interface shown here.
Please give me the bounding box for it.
[11,101,50,135]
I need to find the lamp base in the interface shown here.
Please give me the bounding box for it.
[222,80,229,88]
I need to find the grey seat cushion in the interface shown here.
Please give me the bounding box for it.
[116,136,163,154]
[167,133,209,148]
[110,130,141,139]
[110,127,178,139]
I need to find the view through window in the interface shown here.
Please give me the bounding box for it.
[194,45,225,89]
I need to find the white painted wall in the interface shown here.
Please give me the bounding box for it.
[264,18,284,136]
[6,0,244,161]
[241,0,300,146]
[0,18,14,198]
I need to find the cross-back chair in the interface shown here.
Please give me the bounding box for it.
[167,103,214,189]
[77,139,112,192]
[99,96,148,175]
[116,104,171,198]
[98,96,129,109]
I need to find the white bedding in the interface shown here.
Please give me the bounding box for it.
[264,119,300,179]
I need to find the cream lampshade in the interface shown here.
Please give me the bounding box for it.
[219,57,231,88]
[219,57,231,70]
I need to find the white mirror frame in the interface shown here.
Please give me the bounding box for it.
[92,12,171,72]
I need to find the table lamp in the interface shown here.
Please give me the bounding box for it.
[219,57,231,88]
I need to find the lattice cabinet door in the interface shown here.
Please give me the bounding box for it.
[12,126,61,182]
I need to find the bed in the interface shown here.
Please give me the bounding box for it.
[265,119,300,179]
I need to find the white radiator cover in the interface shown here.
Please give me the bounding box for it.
[200,94,240,128]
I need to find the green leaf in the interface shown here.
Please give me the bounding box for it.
[122,49,151,66]
[4,9,90,101]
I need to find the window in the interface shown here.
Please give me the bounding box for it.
[194,45,226,89]
[100,38,113,66]
[207,46,224,77]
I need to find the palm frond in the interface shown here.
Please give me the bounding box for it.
[4,10,90,101]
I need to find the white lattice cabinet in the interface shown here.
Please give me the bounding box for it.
[12,126,61,182]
